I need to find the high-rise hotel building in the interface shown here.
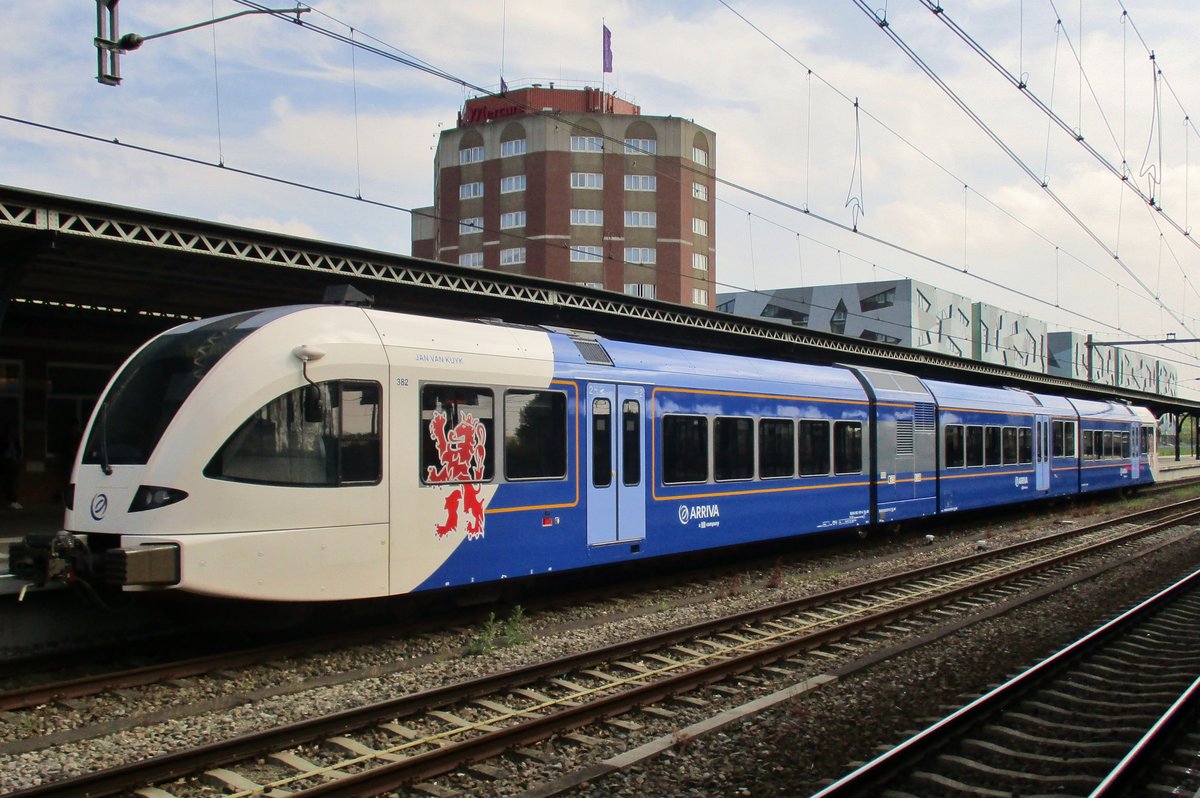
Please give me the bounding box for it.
[411,85,716,307]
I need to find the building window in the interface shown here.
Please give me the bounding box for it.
[861,288,896,312]
[624,283,656,299]
[459,217,483,235]
[625,210,656,228]
[831,299,848,335]
[499,247,526,265]
[625,174,656,191]
[692,147,709,166]
[500,175,526,194]
[458,181,484,200]
[571,208,603,226]
[570,245,603,262]
[499,211,526,229]
[458,252,484,268]
[500,139,527,158]
[762,304,808,326]
[860,330,901,344]
[692,182,708,201]
[459,145,485,165]
[570,136,604,152]
[692,253,709,272]
[692,288,709,306]
[624,247,656,264]
[571,172,604,189]
[692,217,708,236]
[624,138,657,154]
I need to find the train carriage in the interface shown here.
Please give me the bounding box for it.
[7,304,1160,603]
[1070,398,1157,492]
[923,381,1078,512]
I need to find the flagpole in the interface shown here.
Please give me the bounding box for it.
[601,17,605,103]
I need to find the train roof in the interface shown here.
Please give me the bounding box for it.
[921,379,1072,415]
[552,333,868,401]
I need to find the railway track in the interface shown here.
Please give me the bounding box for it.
[7,493,1200,797]
[3,480,1194,711]
[812,565,1200,797]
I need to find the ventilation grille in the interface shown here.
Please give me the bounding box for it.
[913,402,936,430]
[573,339,613,366]
[896,420,915,457]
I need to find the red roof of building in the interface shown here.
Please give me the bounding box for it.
[458,86,640,127]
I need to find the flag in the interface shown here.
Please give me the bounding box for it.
[500,76,509,94]
[603,25,613,73]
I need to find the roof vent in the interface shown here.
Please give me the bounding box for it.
[543,326,613,366]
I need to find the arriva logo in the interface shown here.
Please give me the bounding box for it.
[678,503,721,525]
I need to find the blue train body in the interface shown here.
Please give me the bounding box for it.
[27,306,1159,602]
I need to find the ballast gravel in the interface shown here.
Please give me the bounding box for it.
[0,488,1195,795]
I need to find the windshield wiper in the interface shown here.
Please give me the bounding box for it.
[99,401,113,476]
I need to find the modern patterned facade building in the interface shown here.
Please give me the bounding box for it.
[717,279,1178,395]
[412,85,717,307]
[716,279,975,359]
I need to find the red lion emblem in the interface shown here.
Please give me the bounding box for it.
[426,409,487,539]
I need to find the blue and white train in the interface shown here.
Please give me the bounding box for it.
[9,305,1158,601]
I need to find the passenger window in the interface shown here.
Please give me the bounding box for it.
[759,419,795,479]
[984,426,1002,466]
[1052,420,1075,458]
[205,380,382,486]
[663,415,708,484]
[592,398,612,488]
[833,421,863,475]
[799,419,831,476]
[965,426,984,467]
[714,417,754,481]
[622,400,641,486]
[1018,427,1032,464]
[420,384,495,483]
[1082,430,1094,460]
[944,425,965,468]
[504,390,567,480]
[1002,427,1018,465]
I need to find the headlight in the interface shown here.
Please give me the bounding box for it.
[128,485,189,512]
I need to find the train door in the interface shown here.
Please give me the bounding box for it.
[1034,415,1050,491]
[586,384,646,545]
[1129,422,1140,479]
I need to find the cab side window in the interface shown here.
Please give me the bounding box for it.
[205,380,382,486]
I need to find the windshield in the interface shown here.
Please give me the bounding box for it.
[82,308,298,467]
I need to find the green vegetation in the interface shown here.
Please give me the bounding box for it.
[466,605,531,655]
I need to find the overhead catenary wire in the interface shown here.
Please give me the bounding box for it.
[12,2,1192,370]
[852,0,1199,341]
[714,0,1200,344]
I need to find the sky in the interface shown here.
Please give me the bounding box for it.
[4,1,1200,385]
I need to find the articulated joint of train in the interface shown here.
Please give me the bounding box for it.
[8,532,180,591]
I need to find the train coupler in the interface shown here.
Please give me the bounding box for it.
[7,531,94,592]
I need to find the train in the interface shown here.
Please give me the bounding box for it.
[8,304,1158,602]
